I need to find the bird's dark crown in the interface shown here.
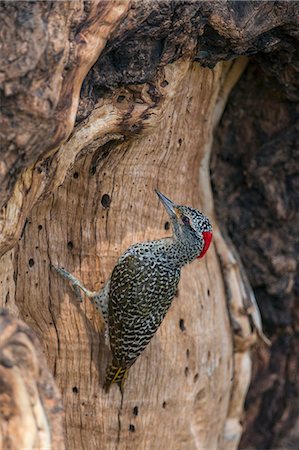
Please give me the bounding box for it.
[176,205,212,234]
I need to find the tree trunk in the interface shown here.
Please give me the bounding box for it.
[0,2,297,449]
[0,310,64,449]
[212,60,299,450]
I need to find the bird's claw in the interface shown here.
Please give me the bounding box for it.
[71,284,83,302]
[51,265,83,302]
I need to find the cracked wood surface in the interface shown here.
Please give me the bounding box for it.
[0,0,130,209]
[1,0,297,256]
[0,1,297,449]
[212,61,299,450]
[0,60,258,450]
[0,310,64,450]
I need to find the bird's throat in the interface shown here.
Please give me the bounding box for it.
[169,235,203,266]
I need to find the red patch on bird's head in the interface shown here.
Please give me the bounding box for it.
[197,231,213,259]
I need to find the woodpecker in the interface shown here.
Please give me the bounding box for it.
[54,190,212,391]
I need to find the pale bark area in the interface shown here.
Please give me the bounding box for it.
[1,1,296,449]
[0,311,64,450]
[0,0,130,251]
[0,59,260,449]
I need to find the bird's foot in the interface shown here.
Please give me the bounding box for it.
[51,265,83,302]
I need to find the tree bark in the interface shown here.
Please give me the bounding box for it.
[212,60,299,450]
[0,310,64,450]
[0,1,298,449]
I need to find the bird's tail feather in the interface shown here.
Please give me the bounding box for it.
[104,364,128,392]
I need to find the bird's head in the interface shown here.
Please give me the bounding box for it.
[156,189,212,259]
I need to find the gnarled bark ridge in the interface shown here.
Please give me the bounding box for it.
[0,310,64,450]
[0,1,297,449]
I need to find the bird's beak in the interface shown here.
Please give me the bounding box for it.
[155,189,177,218]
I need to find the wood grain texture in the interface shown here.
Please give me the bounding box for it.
[0,0,130,257]
[212,61,299,450]
[0,310,64,450]
[0,0,130,208]
[0,61,258,449]
[1,0,297,255]
[2,2,296,448]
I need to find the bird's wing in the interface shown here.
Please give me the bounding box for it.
[108,253,179,367]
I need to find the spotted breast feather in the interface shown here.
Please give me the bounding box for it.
[104,249,180,390]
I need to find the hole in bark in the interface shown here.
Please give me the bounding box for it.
[178,138,182,145]
[28,258,34,267]
[101,194,111,208]
[162,401,167,408]
[164,221,170,230]
[38,224,43,230]
[90,166,96,175]
[194,373,199,382]
[67,241,74,250]
[72,386,79,393]
[160,80,169,87]
[179,319,186,331]
[207,289,210,297]
[0,357,14,368]
[186,349,190,358]
[195,389,205,402]
[184,367,189,377]
[117,95,126,103]
[129,424,135,432]
[133,406,139,416]
[73,172,79,179]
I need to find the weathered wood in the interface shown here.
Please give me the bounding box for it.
[0,310,64,450]
[0,0,130,209]
[0,59,255,449]
[212,61,299,449]
[0,1,298,449]
[1,1,298,256]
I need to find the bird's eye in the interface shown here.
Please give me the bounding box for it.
[182,215,190,225]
